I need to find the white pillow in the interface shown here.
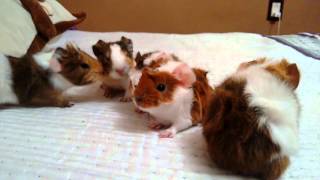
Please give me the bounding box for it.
[39,0,76,24]
[0,0,37,57]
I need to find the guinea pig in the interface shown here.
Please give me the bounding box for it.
[128,51,184,114]
[129,51,181,94]
[202,58,300,180]
[134,51,179,70]
[0,43,102,108]
[132,59,213,138]
[92,36,135,101]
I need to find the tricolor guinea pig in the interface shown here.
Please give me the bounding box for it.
[132,57,213,138]
[92,36,135,101]
[202,58,300,180]
[129,51,181,95]
[0,43,102,108]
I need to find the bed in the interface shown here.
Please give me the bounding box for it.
[0,30,319,179]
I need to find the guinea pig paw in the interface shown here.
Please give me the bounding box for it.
[159,128,176,138]
[60,101,74,108]
[103,90,114,98]
[148,120,166,130]
[119,97,132,102]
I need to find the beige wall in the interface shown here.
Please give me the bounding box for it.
[60,0,320,35]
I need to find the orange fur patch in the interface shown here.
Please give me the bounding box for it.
[191,68,213,124]
[133,69,180,108]
[265,59,300,89]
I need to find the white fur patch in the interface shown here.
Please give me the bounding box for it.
[128,68,142,86]
[139,86,194,132]
[34,50,74,92]
[110,44,129,79]
[50,74,74,91]
[157,60,182,73]
[0,54,18,104]
[33,50,56,70]
[236,64,299,156]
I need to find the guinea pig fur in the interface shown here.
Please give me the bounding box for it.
[134,51,180,70]
[0,43,102,108]
[133,59,213,138]
[92,36,135,101]
[202,58,300,180]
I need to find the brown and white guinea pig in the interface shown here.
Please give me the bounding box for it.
[132,54,213,138]
[0,43,102,108]
[202,58,300,180]
[92,36,135,101]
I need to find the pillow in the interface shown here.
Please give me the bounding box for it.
[20,0,56,39]
[21,0,85,40]
[22,0,86,53]
[0,0,86,57]
[0,0,37,57]
[40,0,77,24]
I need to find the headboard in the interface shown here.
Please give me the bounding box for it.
[60,0,320,35]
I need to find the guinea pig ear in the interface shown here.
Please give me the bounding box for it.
[135,52,145,69]
[172,63,196,88]
[53,47,67,62]
[287,63,300,89]
[92,40,106,58]
[66,42,80,56]
[120,36,133,58]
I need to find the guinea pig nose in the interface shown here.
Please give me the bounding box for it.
[116,69,125,76]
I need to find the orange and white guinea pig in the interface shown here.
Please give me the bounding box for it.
[203,58,300,180]
[131,52,213,138]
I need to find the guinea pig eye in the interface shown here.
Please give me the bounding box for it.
[80,63,90,69]
[156,83,166,92]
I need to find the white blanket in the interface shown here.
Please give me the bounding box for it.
[0,31,319,179]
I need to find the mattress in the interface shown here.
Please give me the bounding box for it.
[0,31,319,179]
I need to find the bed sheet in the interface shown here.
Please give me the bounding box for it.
[0,31,319,179]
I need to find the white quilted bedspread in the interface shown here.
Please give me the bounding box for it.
[0,31,319,180]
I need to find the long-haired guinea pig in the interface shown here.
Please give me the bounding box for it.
[0,43,102,108]
[132,60,213,138]
[202,58,300,180]
[92,36,135,101]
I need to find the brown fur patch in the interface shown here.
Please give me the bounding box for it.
[135,52,153,69]
[100,84,125,98]
[92,40,112,74]
[191,68,213,124]
[148,58,169,69]
[203,77,289,180]
[133,69,180,108]
[238,58,266,70]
